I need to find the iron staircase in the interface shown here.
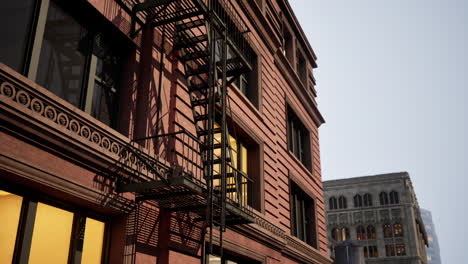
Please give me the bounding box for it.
[115,0,256,258]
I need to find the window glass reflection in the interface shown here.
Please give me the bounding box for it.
[36,1,87,107]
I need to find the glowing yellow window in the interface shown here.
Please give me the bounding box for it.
[81,217,105,264]
[29,202,74,264]
[0,190,23,264]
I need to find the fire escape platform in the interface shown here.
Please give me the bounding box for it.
[118,173,255,224]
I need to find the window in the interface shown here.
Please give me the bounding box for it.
[331,227,349,242]
[395,244,406,256]
[0,191,23,263]
[1,0,129,129]
[329,197,337,210]
[338,196,347,209]
[287,107,310,168]
[385,244,395,256]
[296,51,307,83]
[389,191,399,204]
[380,192,389,205]
[393,223,403,237]
[232,56,259,106]
[363,246,378,258]
[366,225,376,239]
[383,223,393,238]
[353,194,362,208]
[356,226,366,240]
[35,1,124,128]
[290,182,317,248]
[213,125,260,210]
[282,28,294,64]
[0,188,107,263]
[363,193,372,207]
[0,0,37,74]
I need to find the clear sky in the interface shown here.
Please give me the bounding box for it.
[289,0,467,263]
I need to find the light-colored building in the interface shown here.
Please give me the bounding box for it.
[323,172,428,264]
[421,209,441,264]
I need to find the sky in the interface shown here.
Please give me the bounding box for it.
[289,0,467,263]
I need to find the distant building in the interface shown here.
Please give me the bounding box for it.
[421,209,442,264]
[323,172,428,264]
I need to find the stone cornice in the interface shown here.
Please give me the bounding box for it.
[0,64,171,188]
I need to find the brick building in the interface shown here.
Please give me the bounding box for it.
[323,172,428,264]
[0,0,331,263]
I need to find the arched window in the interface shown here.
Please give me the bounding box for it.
[338,196,347,209]
[332,227,349,241]
[329,197,338,210]
[353,194,362,208]
[379,192,389,205]
[390,191,399,204]
[363,246,368,258]
[331,227,339,241]
[367,225,376,239]
[356,226,366,240]
[394,223,403,237]
[383,223,393,238]
[341,227,350,241]
[363,193,372,207]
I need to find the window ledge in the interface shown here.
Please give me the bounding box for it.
[287,150,315,180]
[228,85,264,123]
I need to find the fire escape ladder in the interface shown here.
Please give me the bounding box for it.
[115,0,257,258]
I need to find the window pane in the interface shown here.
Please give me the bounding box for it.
[81,218,105,264]
[36,1,87,108]
[29,203,74,263]
[91,82,115,126]
[0,0,36,72]
[0,191,23,263]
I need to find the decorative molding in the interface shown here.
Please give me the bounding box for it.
[0,64,171,186]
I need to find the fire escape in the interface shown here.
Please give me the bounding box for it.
[115,0,256,258]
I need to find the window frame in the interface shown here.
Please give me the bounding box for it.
[18,0,130,129]
[289,180,317,248]
[0,183,110,264]
[286,105,311,169]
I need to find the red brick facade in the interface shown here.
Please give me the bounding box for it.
[0,0,330,263]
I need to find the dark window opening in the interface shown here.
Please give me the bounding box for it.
[287,106,311,169]
[389,191,399,204]
[367,225,376,239]
[290,182,317,248]
[296,51,307,83]
[329,197,337,210]
[363,245,378,258]
[356,226,366,240]
[353,194,362,208]
[0,0,37,74]
[338,196,347,209]
[35,0,128,129]
[385,244,395,257]
[379,192,389,205]
[282,28,294,64]
[363,193,372,207]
